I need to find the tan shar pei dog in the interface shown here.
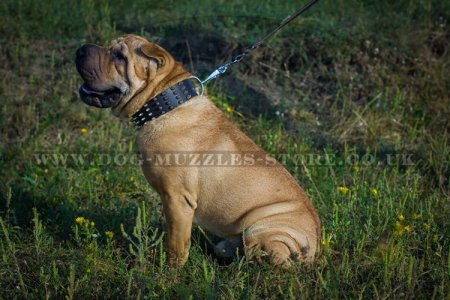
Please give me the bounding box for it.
[75,34,320,267]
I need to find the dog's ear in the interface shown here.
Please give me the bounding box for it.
[140,43,166,67]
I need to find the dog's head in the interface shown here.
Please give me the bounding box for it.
[75,35,188,116]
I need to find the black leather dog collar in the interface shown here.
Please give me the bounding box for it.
[131,78,198,129]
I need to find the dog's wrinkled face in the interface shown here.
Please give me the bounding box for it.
[75,35,166,108]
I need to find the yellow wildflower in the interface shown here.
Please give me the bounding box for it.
[353,164,360,173]
[105,231,114,238]
[404,225,412,232]
[226,105,233,113]
[394,221,406,237]
[130,176,135,182]
[393,229,404,237]
[412,213,421,220]
[393,221,404,237]
[396,212,405,221]
[75,217,85,225]
[338,186,349,194]
[90,221,95,227]
[370,188,379,197]
[81,128,88,134]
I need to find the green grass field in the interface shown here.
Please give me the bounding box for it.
[0,0,449,298]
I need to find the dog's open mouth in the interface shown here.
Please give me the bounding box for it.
[79,84,123,108]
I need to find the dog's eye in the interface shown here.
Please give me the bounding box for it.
[112,52,126,61]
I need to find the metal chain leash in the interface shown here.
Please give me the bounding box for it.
[200,0,321,85]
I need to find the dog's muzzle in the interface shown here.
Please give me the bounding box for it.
[75,44,124,108]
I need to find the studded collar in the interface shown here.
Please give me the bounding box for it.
[131,78,198,129]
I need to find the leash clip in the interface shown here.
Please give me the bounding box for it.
[201,65,229,84]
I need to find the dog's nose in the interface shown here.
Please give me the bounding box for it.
[75,44,99,61]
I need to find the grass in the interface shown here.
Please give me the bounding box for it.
[0,0,449,298]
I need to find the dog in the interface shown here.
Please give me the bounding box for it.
[75,34,320,267]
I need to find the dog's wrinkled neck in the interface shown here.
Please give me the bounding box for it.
[112,59,191,120]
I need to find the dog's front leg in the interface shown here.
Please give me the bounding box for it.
[161,194,196,267]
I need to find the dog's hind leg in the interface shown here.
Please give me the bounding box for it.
[243,220,316,267]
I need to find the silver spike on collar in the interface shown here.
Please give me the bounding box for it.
[131,78,198,129]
